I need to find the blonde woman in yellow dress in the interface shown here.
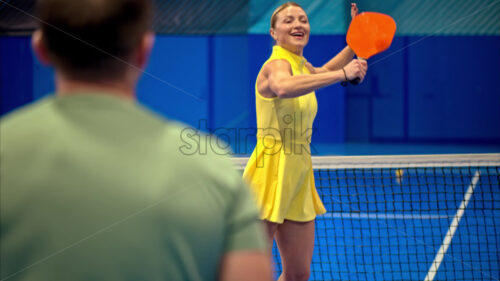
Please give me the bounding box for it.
[243,2,367,281]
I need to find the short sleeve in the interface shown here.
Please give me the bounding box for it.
[224,181,268,253]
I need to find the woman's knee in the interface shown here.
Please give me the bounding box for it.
[282,267,310,281]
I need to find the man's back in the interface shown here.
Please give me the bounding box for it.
[1,94,267,281]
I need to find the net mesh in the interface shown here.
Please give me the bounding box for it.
[235,154,500,281]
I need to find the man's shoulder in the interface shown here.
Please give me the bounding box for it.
[0,97,55,136]
[127,110,243,193]
[171,124,242,189]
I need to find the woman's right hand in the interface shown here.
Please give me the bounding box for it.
[351,3,359,19]
[343,59,367,82]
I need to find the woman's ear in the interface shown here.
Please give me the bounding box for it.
[270,28,277,41]
[31,30,52,66]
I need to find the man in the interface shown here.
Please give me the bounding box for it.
[0,0,272,280]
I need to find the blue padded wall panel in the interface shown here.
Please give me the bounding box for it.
[0,36,33,116]
[137,36,209,129]
[346,97,370,141]
[2,34,499,145]
[239,34,273,154]
[369,37,406,140]
[212,36,250,129]
[247,34,273,129]
[303,35,347,143]
[211,35,252,154]
[33,58,55,100]
[408,36,500,141]
[345,37,406,141]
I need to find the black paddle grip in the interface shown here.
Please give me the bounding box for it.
[349,77,361,85]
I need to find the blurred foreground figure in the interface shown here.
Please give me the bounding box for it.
[0,0,271,280]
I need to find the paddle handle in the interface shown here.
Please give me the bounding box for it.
[349,57,366,85]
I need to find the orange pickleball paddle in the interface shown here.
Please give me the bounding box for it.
[346,12,396,84]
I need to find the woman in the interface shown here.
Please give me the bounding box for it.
[243,2,367,281]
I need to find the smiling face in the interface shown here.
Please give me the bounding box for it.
[270,5,310,55]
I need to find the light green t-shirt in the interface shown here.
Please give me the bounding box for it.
[0,94,267,281]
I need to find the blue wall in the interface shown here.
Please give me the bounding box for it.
[0,37,34,115]
[1,35,499,147]
[137,36,210,128]
[346,36,500,143]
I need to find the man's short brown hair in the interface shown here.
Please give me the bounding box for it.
[36,0,152,80]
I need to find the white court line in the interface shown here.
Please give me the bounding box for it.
[320,212,450,220]
[423,170,481,281]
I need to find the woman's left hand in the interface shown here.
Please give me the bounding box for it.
[351,3,359,19]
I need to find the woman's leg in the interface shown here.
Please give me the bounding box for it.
[264,220,279,247]
[275,219,315,281]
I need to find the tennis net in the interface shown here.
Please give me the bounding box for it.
[233,153,500,281]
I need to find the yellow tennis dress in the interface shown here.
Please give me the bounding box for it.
[243,45,326,223]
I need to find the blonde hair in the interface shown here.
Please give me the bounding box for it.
[270,2,303,28]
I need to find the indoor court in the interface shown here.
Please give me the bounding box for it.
[1,0,499,280]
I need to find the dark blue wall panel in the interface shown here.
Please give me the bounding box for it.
[346,37,407,141]
[0,36,33,116]
[247,34,274,126]
[212,36,250,129]
[240,34,274,154]
[33,58,55,101]
[305,35,347,143]
[212,35,259,154]
[346,36,500,143]
[408,36,500,141]
[370,37,406,141]
[137,36,209,128]
[1,34,499,145]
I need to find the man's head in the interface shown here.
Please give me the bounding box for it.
[33,0,153,82]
